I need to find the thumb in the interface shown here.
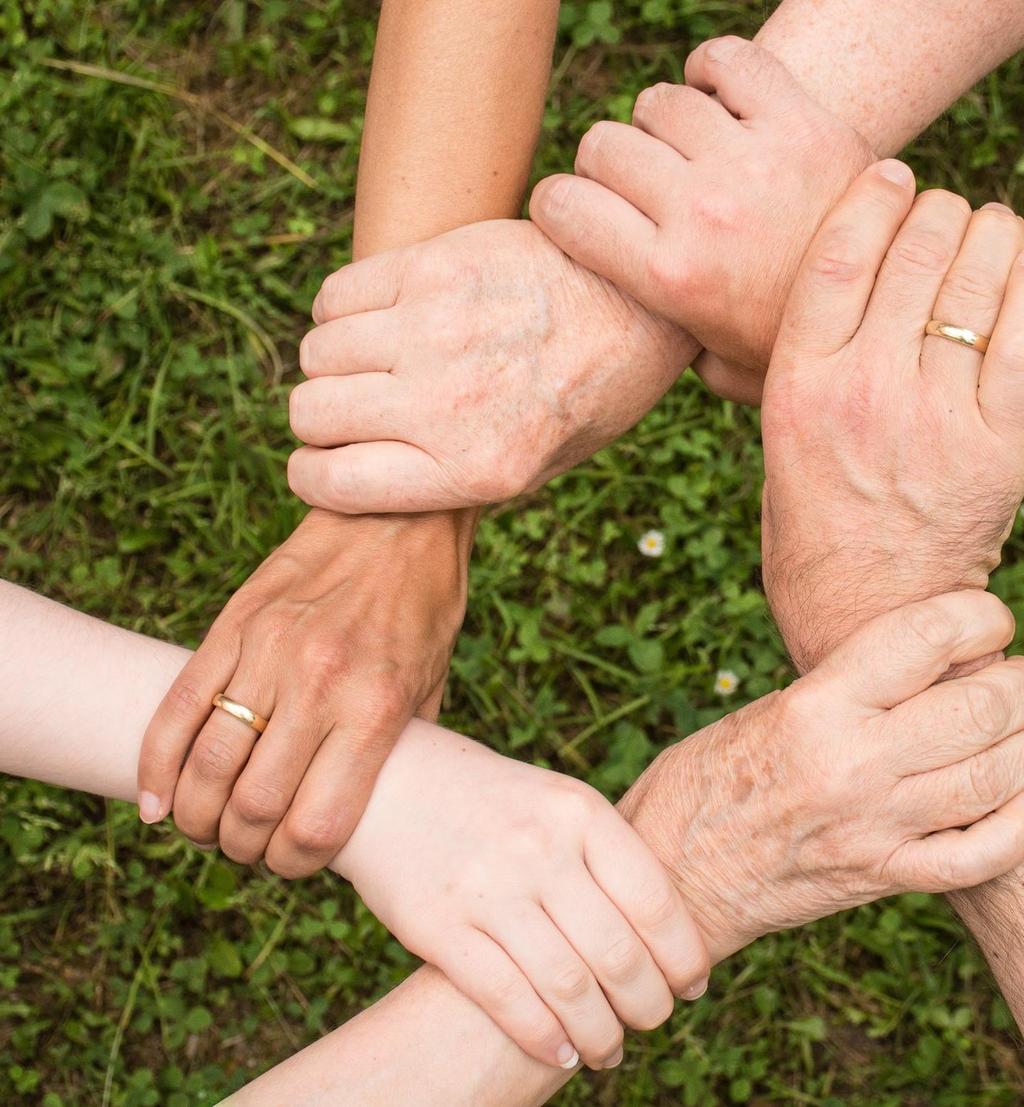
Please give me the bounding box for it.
[808,591,1016,711]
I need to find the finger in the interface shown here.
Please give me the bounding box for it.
[137,633,239,825]
[889,790,1024,893]
[684,36,808,121]
[287,442,462,513]
[888,658,1024,773]
[488,905,624,1070]
[289,375,412,448]
[924,202,1022,402]
[809,590,1016,711]
[299,312,400,378]
[434,927,579,1071]
[584,815,709,1000]
[264,707,409,878]
[574,120,688,219]
[776,160,917,360]
[978,235,1024,436]
[632,82,740,157]
[216,703,328,867]
[904,729,1024,833]
[859,189,970,373]
[311,250,410,324]
[542,874,675,1032]
[529,173,656,297]
[170,666,273,846]
[692,349,764,406]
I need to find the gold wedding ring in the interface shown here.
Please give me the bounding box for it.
[925,319,990,354]
[212,693,269,734]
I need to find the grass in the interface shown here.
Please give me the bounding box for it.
[1,1,1024,1103]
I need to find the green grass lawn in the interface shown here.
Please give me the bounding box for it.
[2,2,1024,1103]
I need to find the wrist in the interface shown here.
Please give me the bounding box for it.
[619,695,786,965]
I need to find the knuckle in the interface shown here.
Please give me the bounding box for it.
[165,680,209,725]
[551,961,592,1004]
[645,249,693,300]
[901,601,956,653]
[942,263,1004,305]
[966,752,1003,809]
[554,778,605,823]
[960,679,1011,741]
[807,228,866,285]
[634,883,681,932]
[323,454,358,508]
[361,677,410,733]
[299,639,347,684]
[600,934,646,983]
[232,780,291,828]
[484,969,526,1009]
[690,192,742,235]
[281,812,347,857]
[189,734,242,784]
[925,848,978,892]
[887,228,954,274]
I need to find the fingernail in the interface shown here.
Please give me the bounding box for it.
[877,159,914,187]
[681,977,709,1001]
[981,202,1013,213]
[138,791,164,824]
[603,1047,624,1069]
[191,840,217,852]
[556,1043,579,1070]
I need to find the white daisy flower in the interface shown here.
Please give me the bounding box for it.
[638,529,665,558]
[714,669,739,696]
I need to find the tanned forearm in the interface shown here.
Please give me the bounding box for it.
[353,0,559,258]
[342,0,562,647]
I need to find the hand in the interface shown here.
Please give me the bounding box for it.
[619,591,1024,958]
[137,508,473,877]
[529,36,874,404]
[286,219,699,513]
[759,161,1024,671]
[336,721,709,1072]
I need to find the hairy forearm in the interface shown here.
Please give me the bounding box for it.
[353,0,558,258]
[758,0,1024,155]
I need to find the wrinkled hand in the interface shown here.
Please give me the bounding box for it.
[287,218,698,513]
[620,592,1024,958]
[138,508,472,877]
[530,36,874,404]
[760,161,1024,671]
[337,721,708,1072]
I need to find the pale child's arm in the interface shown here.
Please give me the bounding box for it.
[0,580,567,1104]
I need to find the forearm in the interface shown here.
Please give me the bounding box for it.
[353,0,559,258]
[757,0,1024,155]
[0,581,566,1104]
